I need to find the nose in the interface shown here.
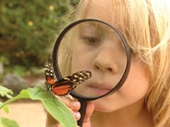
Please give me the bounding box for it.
[92,50,118,74]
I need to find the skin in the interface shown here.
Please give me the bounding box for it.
[48,1,154,127]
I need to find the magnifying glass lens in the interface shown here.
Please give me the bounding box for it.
[54,19,130,100]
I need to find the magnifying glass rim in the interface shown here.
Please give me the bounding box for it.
[52,18,131,101]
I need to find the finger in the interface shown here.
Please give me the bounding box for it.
[62,95,81,111]
[83,101,95,123]
[58,95,71,106]
[58,95,81,120]
[69,99,81,120]
[69,100,81,111]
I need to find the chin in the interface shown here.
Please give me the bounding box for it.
[93,99,118,113]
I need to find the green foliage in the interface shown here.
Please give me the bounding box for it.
[0,1,80,126]
[0,86,77,127]
[0,86,13,113]
[0,117,20,127]
[0,85,13,99]
[0,0,79,76]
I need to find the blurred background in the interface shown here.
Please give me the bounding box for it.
[0,0,79,126]
[0,0,79,91]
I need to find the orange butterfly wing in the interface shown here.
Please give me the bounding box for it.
[52,85,72,96]
[45,62,91,96]
[51,80,75,96]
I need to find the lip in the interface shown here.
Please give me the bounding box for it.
[88,83,113,96]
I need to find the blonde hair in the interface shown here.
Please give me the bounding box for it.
[58,0,170,126]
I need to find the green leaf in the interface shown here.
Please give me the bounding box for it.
[0,86,77,127]
[0,117,20,127]
[0,86,13,99]
[0,102,9,113]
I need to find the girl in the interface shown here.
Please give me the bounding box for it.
[46,0,170,127]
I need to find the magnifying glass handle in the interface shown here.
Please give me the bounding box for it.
[77,100,87,127]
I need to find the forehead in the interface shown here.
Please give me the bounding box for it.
[84,0,124,26]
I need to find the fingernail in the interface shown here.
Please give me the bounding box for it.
[74,112,80,120]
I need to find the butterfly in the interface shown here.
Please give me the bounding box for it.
[44,62,91,96]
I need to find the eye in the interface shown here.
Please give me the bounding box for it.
[80,36,101,45]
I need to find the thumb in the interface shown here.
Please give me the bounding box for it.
[82,101,95,126]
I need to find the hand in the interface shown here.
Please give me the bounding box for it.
[46,95,95,127]
[61,96,95,127]
[80,101,95,127]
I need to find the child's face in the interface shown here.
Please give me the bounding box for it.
[71,0,152,112]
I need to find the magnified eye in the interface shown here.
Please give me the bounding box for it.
[80,36,101,45]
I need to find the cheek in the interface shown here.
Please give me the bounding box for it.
[71,48,83,72]
[118,60,151,100]
[93,60,151,112]
[71,48,92,72]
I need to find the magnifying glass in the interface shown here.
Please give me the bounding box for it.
[52,19,131,126]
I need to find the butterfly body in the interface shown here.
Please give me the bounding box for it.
[44,62,91,96]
